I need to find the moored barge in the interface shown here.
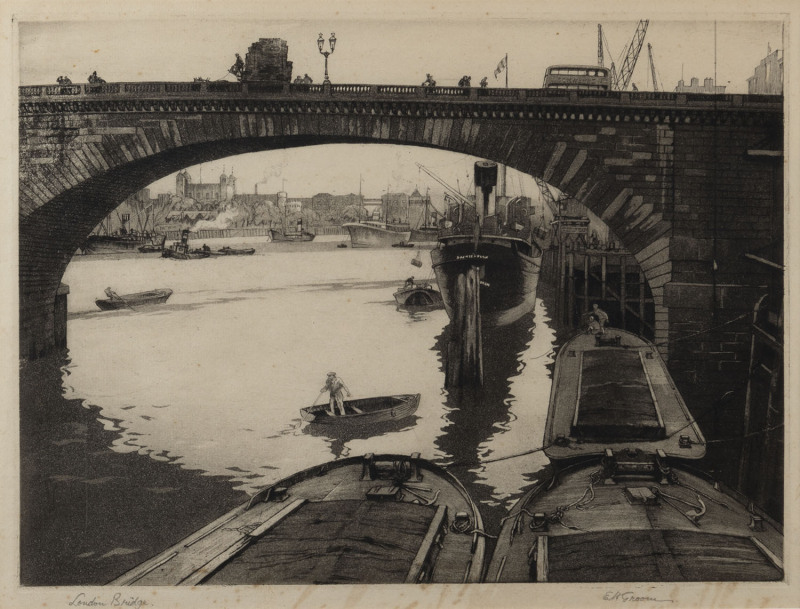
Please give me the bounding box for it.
[111,453,485,585]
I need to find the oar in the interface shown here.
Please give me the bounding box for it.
[107,288,136,312]
[117,294,137,312]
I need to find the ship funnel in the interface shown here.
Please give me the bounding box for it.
[474,161,498,218]
[474,161,498,189]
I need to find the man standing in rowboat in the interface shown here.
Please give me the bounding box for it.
[321,372,351,416]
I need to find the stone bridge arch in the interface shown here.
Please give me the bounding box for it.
[20,84,782,411]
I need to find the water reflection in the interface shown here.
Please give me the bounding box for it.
[434,318,536,496]
[20,349,247,585]
[301,415,422,459]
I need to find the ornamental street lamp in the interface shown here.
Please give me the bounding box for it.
[317,32,336,84]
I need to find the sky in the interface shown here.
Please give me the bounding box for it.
[16,13,785,201]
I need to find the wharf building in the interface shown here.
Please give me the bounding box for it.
[747,47,783,94]
[673,77,726,94]
[408,188,438,229]
[382,192,409,224]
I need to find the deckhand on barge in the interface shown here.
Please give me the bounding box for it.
[486,330,783,583]
[110,453,485,585]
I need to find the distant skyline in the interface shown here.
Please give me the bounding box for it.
[18,15,784,204]
[145,146,548,205]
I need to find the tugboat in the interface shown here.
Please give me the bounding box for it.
[485,330,783,583]
[111,453,485,585]
[430,161,542,327]
[268,218,315,242]
[161,230,211,260]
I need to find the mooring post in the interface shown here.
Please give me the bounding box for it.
[558,239,566,325]
[583,252,590,315]
[601,254,607,301]
[639,270,646,332]
[620,255,627,330]
[445,266,483,386]
[568,250,575,328]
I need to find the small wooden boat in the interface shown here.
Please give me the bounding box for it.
[394,283,444,308]
[300,394,420,425]
[138,243,164,253]
[218,246,256,256]
[110,453,485,585]
[95,288,173,311]
[392,240,416,248]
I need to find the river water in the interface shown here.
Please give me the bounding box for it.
[21,235,559,585]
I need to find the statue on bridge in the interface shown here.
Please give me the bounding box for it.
[293,73,313,84]
[480,76,488,88]
[56,75,72,85]
[421,73,436,87]
[229,53,245,81]
[88,71,106,84]
[458,75,471,88]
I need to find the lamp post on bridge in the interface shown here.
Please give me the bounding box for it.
[317,32,336,84]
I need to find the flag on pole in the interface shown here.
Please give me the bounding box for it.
[494,56,507,79]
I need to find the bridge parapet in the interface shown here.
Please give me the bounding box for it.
[19,82,782,113]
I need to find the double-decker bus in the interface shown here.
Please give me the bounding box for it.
[542,65,612,90]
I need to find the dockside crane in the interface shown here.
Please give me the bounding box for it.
[614,19,649,91]
[647,43,662,92]
[599,20,650,91]
[597,24,619,91]
[415,163,473,208]
[533,177,563,219]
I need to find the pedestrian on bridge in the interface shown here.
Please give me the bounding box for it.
[421,74,436,87]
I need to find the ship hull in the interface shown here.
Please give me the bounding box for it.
[268,229,315,242]
[431,236,541,327]
[343,223,411,248]
[82,234,151,254]
[409,227,439,243]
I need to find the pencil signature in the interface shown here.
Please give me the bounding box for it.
[68,592,149,608]
[604,591,675,603]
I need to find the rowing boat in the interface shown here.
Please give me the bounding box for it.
[95,289,173,311]
[393,283,444,308]
[300,394,420,426]
[218,247,256,256]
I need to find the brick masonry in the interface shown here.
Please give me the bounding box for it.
[19,88,783,413]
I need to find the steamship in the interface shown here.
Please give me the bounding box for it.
[342,220,411,248]
[430,162,542,327]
